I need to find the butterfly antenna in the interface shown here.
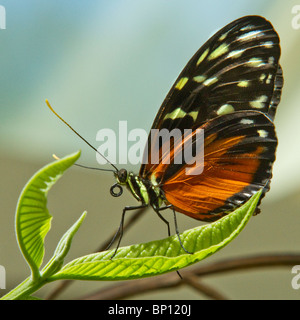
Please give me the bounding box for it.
[52,154,115,172]
[46,99,119,173]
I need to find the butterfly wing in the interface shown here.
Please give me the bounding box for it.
[140,15,282,178]
[154,15,281,129]
[139,15,282,220]
[268,64,283,121]
[159,111,277,221]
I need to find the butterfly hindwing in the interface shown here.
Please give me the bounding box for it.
[160,111,277,221]
[268,64,283,121]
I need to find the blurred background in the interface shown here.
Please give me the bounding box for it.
[0,0,299,299]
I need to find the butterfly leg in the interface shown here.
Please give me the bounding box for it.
[172,208,193,255]
[155,206,191,279]
[108,204,148,259]
[154,206,172,236]
[155,205,192,255]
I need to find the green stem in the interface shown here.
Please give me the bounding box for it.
[0,276,46,300]
[1,251,67,300]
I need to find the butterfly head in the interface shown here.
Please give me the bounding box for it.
[116,168,129,184]
[110,168,129,197]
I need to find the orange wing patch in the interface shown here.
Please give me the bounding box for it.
[162,134,264,220]
[141,111,277,221]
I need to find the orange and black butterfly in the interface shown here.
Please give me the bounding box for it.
[47,15,283,255]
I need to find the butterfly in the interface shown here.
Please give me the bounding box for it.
[47,15,283,256]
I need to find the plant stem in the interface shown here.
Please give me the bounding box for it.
[0,276,46,300]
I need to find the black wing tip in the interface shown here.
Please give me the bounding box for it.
[268,64,284,121]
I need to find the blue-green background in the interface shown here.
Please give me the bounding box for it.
[1,0,300,299]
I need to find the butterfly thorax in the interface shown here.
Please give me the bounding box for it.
[116,169,164,210]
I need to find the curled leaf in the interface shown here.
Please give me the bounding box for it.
[15,151,81,279]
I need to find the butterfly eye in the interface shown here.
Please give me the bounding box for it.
[117,168,128,184]
[110,183,123,197]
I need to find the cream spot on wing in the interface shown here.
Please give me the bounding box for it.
[208,43,229,60]
[250,95,268,109]
[193,75,206,83]
[240,25,254,31]
[268,56,275,64]
[218,31,229,41]
[163,107,198,123]
[175,77,189,90]
[203,76,218,86]
[259,73,266,82]
[217,104,234,115]
[188,111,198,122]
[163,107,186,120]
[266,74,273,84]
[196,48,209,66]
[237,80,250,87]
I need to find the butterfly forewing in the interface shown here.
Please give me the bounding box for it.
[154,16,280,130]
[139,15,282,220]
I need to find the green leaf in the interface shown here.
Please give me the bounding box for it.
[41,211,87,278]
[49,189,262,281]
[22,296,43,300]
[15,151,81,279]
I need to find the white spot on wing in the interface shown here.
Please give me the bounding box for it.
[247,57,265,68]
[257,129,268,138]
[240,118,254,125]
[262,41,274,48]
[237,30,263,41]
[227,49,245,59]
